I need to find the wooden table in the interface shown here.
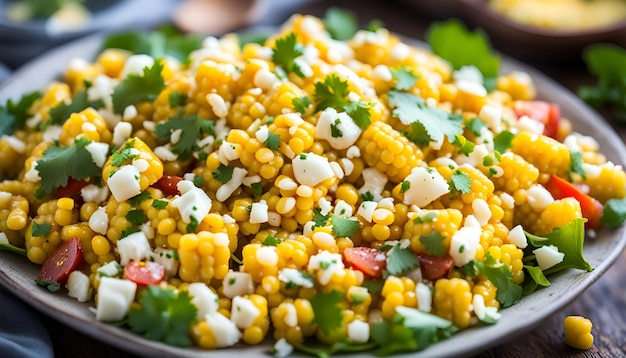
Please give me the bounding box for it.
[16,0,626,357]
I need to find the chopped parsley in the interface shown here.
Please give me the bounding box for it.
[272,32,305,77]
[31,222,51,237]
[0,91,40,136]
[360,191,374,202]
[264,130,281,150]
[46,88,102,129]
[601,196,626,228]
[467,116,486,136]
[419,231,447,257]
[568,150,586,180]
[152,199,169,209]
[292,96,312,114]
[112,60,166,113]
[310,290,345,335]
[391,67,419,91]
[449,170,472,194]
[154,112,215,160]
[211,164,234,184]
[129,191,152,206]
[111,139,138,167]
[472,253,522,308]
[262,235,282,246]
[168,91,187,107]
[330,118,343,138]
[323,7,358,41]
[250,182,263,197]
[452,134,475,156]
[103,28,203,63]
[186,215,199,233]
[493,130,515,153]
[126,209,148,226]
[400,180,411,193]
[385,245,419,276]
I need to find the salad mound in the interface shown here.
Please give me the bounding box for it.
[1,11,625,356]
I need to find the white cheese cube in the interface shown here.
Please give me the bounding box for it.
[402,167,450,207]
[150,247,179,278]
[347,320,370,343]
[95,277,137,322]
[231,296,261,329]
[188,282,219,319]
[315,108,362,150]
[81,184,109,204]
[88,206,108,235]
[507,225,528,249]
[171,180,212,224]
[97,260,122,278]
[204,312,241,348]
[533,245,565,271]
[85,141,109,167]
[222,271,254,298]
[116,231,151,266]
[249,200,269,224]
[107,164,141,202]
[292,152,335,186]
[66,271,91,302]
[416,282,432,312]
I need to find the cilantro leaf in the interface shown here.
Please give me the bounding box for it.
[292,96,312,114]
[323,7,358,41]
[386,246,419,276]
[568,150,586,180]
[211,164,234,184]
[250,182,263,197]
[154,112,214,160]
[314,74,371,129]
[47,89,102,128]
[31,222,51,237]
[493,130,514,153]
[601,196,626,228]
[111,139,138,167]
[272,32,305,77]
[467,116,486,136]
[36,138,101,195]
[103,28,203,63]
[129,191,152,206]
[450,170,472,194]
[313,207,330,227]
[330,118,343,138]
[419,232,448,257]
[452,135,475,156]
[35,279,61,292]
[126,209,148,226]
[523,264,551,288]
[578,44,626,122]
[264,131,281,151]
[186,215,199,233]
[330,215,361,237]
[473,254,522,308]
[152,199,169,210]
[263,235,282,246]
[525,218,592,275]
[388,90,463,146]
[426,19,500,91]
[168,91,186,107]
[0,91,40,136]
[360,191,374,202]
[112,61,166,113]
[310,291,345,335]
[400,180,411,193]
[128,285,197,347]
[391,67,419,91]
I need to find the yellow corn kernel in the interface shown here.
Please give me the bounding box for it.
[433,278,473,329]
[91,235,111,256]
[57,197,74,211]
[564,316,594,350]
[59,108,112,146]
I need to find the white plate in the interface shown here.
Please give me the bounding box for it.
[1,33,626,358]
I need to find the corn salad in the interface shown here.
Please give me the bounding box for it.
[0,14,623,354]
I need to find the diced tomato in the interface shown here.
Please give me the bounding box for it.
[38,237,84,284]
[513,100,560,139]
[343,246,387,278]
[124,260,166,286]
[544,174,603,229]
[153,175,183,196]
[415,253,454,281]
[53,178,89,198]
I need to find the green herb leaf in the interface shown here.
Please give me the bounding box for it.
[426,19,500,91]
[292,96,312,114]
[323,7,358,41]
[263,235,282,246]
[467,116,486,136]
[272,32,305,77]
[330,118,344,138]
[31,222,51,237]
[47,89,101,128]
[103,28,203,63]
[313,207,330,228]
[0,235,27,256]
[525,218,593,275]
[452,135,475,156]
[152,199,169,209]
[568,150,586,180]
[128,285,197,346]
[386,245,419,276]
[400,180,411,193]
[126,209,148,226]
[493,130,514,153]
[250,182,263,197]
[154,112,214,160]
[111,139,138,167]
[211,164,234,184]
[0,91,40,136]
[388,90,463,146]
[186,215,199,233]
[450,170,472,194]
[310,291,345,335]
[601,196,626,228]
[314,74,371,129]
[35,279,61,292]
[360,191,374,202]
[391,67,419,91]
[168,91,187,107]
[330,215,361,237]
[36,138,101,195]
[419,231,448,257]
[129,191,152,206]
[264,131,281,151]
[523,265,551,287]
[473,254,522,308]
[112,61,166,113]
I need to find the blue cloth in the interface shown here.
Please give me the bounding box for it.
[0,286,53,358]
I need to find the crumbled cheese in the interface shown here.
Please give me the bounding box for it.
[416,282,432,312]
[455,143,490,167]
[391,42,411,61]
[249,200,269,224]
[96,260,122,278]
[43,125,62,142]
[516,115,544,135]
[346,145,361,158]
[272,338,293,358]
[472,293,501,323]
[84,141,109,168]
[253,68,280,90]
[377,197,394,210]
[402,167,450,207]
[500,192,515,209]
[372,64,393,81]
[357,201,377,223]
[24,162,40,182]
[3,135,25,153]
[216,167,248,202]
[292,152,335,186]
[278,268,314,288]
[188,282,219,319]
[255,125,269,143]
[207,93,229,118]
[330,161,344,179]
[132,158,149,173]
[533,245,564,270]
[453,65,483,85]
[122,105,137,121]
[472,198,491,226]
[116,231,151,266]
[456,79,487,97]
[154,145,178,161]
[150,247,179,278]
[222,271,254,298]
[526,184,554,210]
[340,158,354,176]
[333,199,353,217]
[318,197,332,216]
[107,164,141,202]
[170,180,212,223]
[507,225,528,249]
[479,104,502,133]
[231,296,261,329]
[242,175,261,187]
[449,215,482,267]
[121,54,155,78]
[359,167,388,202]
[95,277,137,322]
[88,206,108,235]
[66,271,91,302]
[256,246,278,266]
[112,122,133,147]
[81,184,109,204]
[218,141,240,164]
[204,312,241,348]
[347,320,370,343]
[307,250,344,285]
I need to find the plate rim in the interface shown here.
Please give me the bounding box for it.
[1,28,625,358]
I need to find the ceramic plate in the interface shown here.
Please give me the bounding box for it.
[1,32,625,358]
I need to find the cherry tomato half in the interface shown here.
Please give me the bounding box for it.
[343,246,387,278]
[38,237,84,283]
[153,175,183,196]
[124,260,166,286]
[415,253,454,281]
[513,100,560,139]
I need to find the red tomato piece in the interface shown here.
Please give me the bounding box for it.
[124,260,166,286]
[415,253,454,281]
[343,246,387,278]
[544,174,603,229]
[153,175,183,196]
[38,237,84,283]
[53,178,89,198]
[513,100,560,139]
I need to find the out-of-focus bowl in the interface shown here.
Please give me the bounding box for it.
[397,0,626,61]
